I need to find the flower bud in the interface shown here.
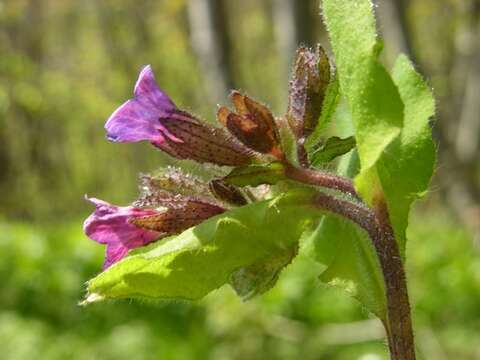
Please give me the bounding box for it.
[129,200,225,233]
[287,45,331,137]
[209,179,248,206]
[217,91,283,160]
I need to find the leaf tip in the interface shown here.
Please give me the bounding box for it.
[79,292,105,306]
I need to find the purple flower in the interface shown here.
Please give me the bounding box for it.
[83,197,162,269]
[105,65,255,166]
[84,196,225,269]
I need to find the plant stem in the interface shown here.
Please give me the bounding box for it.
[287,165,416,358]
[284,164,359,199]
[374,202,416,360]
[311,191,416,360]
[296,138,310,168]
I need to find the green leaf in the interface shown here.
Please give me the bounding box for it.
[309,136,356,166]
[312,0,436,321]
[276,116,300,166]
[230,244,298,300]
[305,75,340,150]
[312,0,434,320]
[306,145,386,319]
[84,190,320,303]
[323,0,435,254]
[309,214,386,318]
[374,55,436,253]
[223,162,286,187]
[322,0,403,179]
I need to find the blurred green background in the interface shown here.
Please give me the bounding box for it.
[1,0,479,359]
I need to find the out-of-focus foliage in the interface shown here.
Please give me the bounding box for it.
[1,209,480,359]
[0,0,283,220]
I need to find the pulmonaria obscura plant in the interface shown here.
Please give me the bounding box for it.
[83,1,436,359]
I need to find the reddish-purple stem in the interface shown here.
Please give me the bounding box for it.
[288,167,416,360]
[284,164,360,200]
[311,192,416,360]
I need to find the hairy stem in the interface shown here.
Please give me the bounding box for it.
[296,138,310,168]
[312,191,416,360]
[374,202,416,360]
[285,164,359,199]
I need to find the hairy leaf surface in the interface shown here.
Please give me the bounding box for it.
[323,0,403,176]
[313,0,435,320]
[379,54,436,252]
[309,212,386,318]
[323,0,435,253]
[306,146,387,319]
[84,190,319,303]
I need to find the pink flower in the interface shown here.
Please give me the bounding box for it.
[84,196,225,269]
[105,65,255,166]
[83,197,162,269]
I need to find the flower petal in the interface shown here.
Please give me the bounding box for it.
[84,196,225,269]
[106,66,255,166]
[133,65,176,108]
[105,65,176,143]
[104,243,129,270]
[83,196,160,251]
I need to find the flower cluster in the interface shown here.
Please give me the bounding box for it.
[85,46,332,270]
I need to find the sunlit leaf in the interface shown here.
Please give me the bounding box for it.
[84,190,320,303]
[323,0,403,179]
[313,0,435,320]
[376,54,436,253]
[323,0,435,253]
